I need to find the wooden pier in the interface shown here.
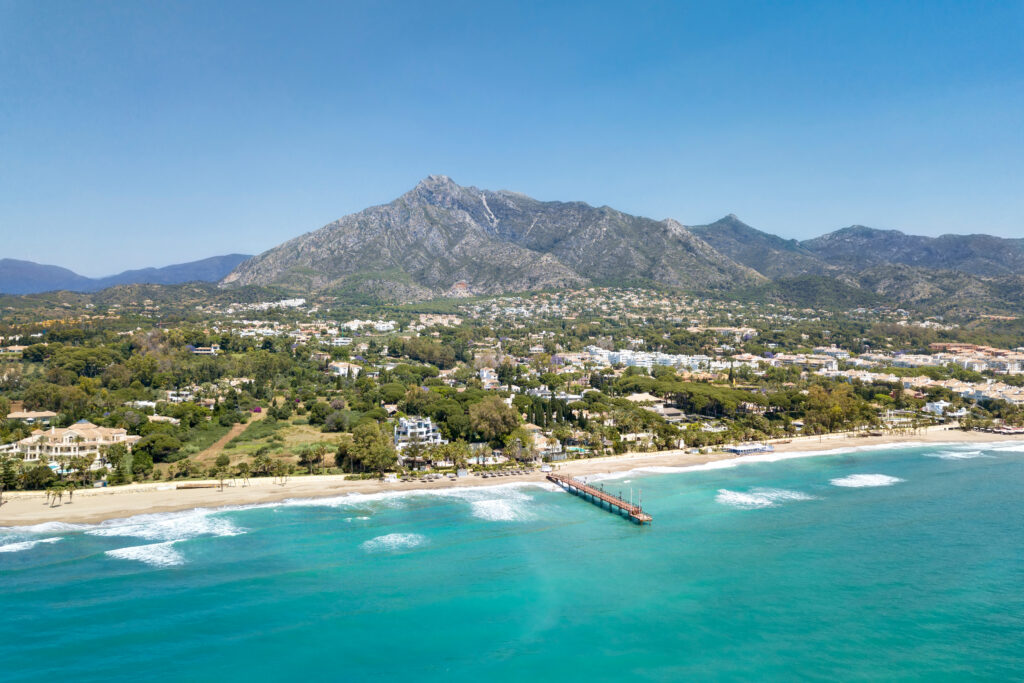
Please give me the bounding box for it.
[546,473,652,524]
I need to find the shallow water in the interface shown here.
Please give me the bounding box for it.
[3,441,1023,681]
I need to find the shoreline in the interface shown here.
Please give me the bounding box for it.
[2,427,1020,527]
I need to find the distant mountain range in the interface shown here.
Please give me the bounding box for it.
[6,177,1022,313]
[0,254,251,295]
[222,176,1024,312]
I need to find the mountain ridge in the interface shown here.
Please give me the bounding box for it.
[224,175,765,298]
[0,254,251,295]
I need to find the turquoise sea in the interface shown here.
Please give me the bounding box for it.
[2,440,1023,681]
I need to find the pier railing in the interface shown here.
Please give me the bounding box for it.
[547,473,652,524]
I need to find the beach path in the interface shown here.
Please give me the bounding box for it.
[195,410,265,465]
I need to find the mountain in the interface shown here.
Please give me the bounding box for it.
[686,219,1024,313]
[0,259,96,295]
[688,215,831,279]
[801,226,1024,277]
[223,176,764,298]
[95,254,252,288]
[0,254,251,295]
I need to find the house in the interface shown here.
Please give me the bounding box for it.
[394,417,448,454]
[479,367,499,390]
[12,421,141,469]
[191,344,220,356]
[6,410,58,426]
[328,361,362,378]
[923,400,967,418]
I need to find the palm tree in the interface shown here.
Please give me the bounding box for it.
[47,484,64,507]
[312,443,328,475]
[236,462,251,487]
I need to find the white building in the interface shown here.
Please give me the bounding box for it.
[328,361,362,378]
[393,417,448,452]
[923,400,967,418]
[9,421,141,470]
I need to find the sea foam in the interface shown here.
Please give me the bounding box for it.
[85,508,244,542]
[106,541,184,567]
[360,533,426,553]
[925,449,991,460]
[991,443,1024,453]
[469,497,531,522]
[830,474,903,488]
[715,487,815,509]
[0,537,63,553]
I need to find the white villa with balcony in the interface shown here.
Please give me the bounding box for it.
[393,416,448,452]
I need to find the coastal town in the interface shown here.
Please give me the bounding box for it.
[2,286,1023,503]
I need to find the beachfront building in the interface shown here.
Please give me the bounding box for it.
[393,417,448,452]
[923,400,968,418]
[9,420,141,470]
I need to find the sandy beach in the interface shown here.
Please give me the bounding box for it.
[2,427,1020,527]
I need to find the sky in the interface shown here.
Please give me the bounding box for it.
[1,0,1022,276]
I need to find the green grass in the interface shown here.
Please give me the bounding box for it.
[228,417,284,446]
[183,422,232,451]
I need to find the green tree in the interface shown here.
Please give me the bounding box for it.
[0,455,18,497]
[22,464,57,490]
[236,462,251,486]
[352,422,397,477]
[297,443,326,474]
[469,396,519,443]
[134,433,182,463]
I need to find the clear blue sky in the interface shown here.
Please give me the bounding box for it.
[1,1,1022,276]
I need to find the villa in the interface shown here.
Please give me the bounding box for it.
[328,361,362,378]
[8,420,141,469]
[394,416,448,452]
[6,410,58,426]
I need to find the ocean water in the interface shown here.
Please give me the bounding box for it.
[2,441,1023,681]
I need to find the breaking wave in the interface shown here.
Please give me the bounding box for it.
[0,537,63,553]
[106,541,184,567]
[715,487,816,509]
[925,450,991,460]
[830,474,903,488]
[85,509,244,542]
